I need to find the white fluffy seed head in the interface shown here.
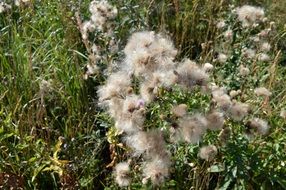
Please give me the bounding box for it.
[206,111,224,131]
[236,5,265,27]
[176,59,209,90]
[97,71,132,103]
[139,75,161,104]
[177,114,207,143]
[88,0,117,31]
[280,109,286,119]
[152,70,178,87]
[239,65,250,76]
[115,95,145,133]
[198,145,218,161]
[213,94,232,111]
[123,31,177,78]
[142,156,171,185]
[216,20,226,29]
[217,53,228,63]
[114,162,130,187]
[247,118,270,135]
[254,87,272,97]
[260,42,271,52]
[224,29,233,39]
[258,29,271,37]
[203,63,214,72]
[0,2,11,13]
[124,31,155,56]
[172,104,188,118]
[229,90,241,98]
[125,129,167,158]
[258,53,270,62]
[211,85,232,111]
[242,48,256,59]
[125,131,149,156]
[228,101,250,121]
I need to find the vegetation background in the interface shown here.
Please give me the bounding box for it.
[0,0,286,189]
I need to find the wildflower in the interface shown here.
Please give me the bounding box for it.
[236,5,265,27]
[260,42,271,52]
[258,53,270,62]
[211,85,227,97]
[206,111,224,131]
[172,104,188,118]
[177,114,207,143]
[216,20,226,29]
[198,145,218,161]
[228,101,250,121]
[229,90,241,98]
[142,156,170,185]
[280,109,286,119]
[15,0,21,6]
[254,87,272,97]
[114,162,130,187]
[217,53,227,63]
[246,118,270,135]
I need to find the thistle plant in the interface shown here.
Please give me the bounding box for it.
[76,0,118,79]
[94,2,283,188]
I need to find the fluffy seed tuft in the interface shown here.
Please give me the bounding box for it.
[198,145,218,161]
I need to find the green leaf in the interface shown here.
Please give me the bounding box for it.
[32,164,48,182]
[208,164,225,173]
[219,177,232,190]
